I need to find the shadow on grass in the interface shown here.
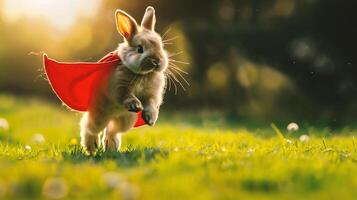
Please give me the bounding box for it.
[62,145,169,167]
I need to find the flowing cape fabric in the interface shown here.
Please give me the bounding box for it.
[43,52,145,127]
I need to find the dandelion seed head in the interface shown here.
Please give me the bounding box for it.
[0,118,9,131]
[32,133,45,144]
[287,122,299,132]
[299,134,310,142]
[247,148,255,156]
[24,145,32,151]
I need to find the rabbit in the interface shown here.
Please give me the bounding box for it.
[80,6,169,155]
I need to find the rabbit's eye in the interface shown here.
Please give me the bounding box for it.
[137,45,144,54]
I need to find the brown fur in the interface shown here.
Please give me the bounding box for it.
[80,6,168,154]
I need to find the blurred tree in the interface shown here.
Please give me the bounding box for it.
[147,0,357,122]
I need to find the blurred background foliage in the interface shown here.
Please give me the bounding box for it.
[0,0,356,125]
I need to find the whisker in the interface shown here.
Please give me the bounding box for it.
[163,42,174,45]
[162,27,172,40]
[163,36,179,43]
[167,70,186,91]
[166,70,178,94]
[169,63,189,74]
[166,74,172,91]
[170,67,190,86]
[169,51,183,58]
[168,61,179,68]
[165,72,173,91]
[169,59,190,65]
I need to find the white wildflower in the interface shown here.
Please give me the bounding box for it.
[247,148,255,156]
[24,145,32,151]
[0,118,9,131]
[299,134,310,142]
[287,122,299,132]
[32,133,46,144]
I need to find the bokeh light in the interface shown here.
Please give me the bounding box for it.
[2,0,101,32]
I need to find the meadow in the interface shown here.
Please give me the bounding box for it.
[0,94,356,200]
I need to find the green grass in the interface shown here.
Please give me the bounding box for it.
[0,94,357,200]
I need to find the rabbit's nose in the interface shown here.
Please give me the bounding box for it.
[151,59,160,67]
[149,56,160,67]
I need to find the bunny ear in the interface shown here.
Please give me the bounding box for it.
[115,9,138,42]
[141,6,156,31]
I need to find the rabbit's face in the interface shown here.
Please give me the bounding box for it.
[118,29,168,74]
[116,7,168,75]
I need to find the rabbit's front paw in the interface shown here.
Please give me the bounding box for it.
[142,107,158,126]
[124,97,143,112]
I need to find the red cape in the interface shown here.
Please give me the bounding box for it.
[43,51,145,127]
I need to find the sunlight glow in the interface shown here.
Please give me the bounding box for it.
[2,0,101,31]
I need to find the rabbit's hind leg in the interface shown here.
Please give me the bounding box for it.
[103,112,137,152]
[80,111,109,155]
